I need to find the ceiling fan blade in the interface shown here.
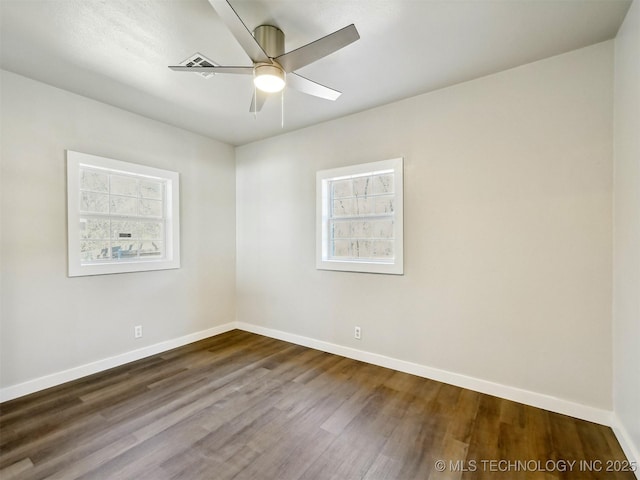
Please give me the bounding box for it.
[249,88,269,113]
[169,65,253,75]
[208,0,270,64]
[275,24,360,73]
[287,73,341,101]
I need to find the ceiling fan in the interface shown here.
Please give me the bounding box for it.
[169,0,360,112]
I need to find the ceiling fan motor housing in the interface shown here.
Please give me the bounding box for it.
[253,25,285,58]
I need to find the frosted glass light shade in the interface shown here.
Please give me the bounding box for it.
[254,64,285,93]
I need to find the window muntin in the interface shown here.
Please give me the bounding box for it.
[317,158,403,275]
[78,167,166,263]
[328,170,396,261]
[67,151,180,276]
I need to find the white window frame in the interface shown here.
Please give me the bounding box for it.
[67,150,180,277]
[316,157,404,275]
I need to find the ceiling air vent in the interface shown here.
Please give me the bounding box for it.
[179,52,218,79]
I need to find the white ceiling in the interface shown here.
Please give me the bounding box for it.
[0,0,632,146]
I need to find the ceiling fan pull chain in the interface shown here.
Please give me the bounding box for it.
[253,82,258,120]
[281,89,284,128]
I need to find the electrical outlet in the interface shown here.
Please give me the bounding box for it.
[134,325,143,339]
[354,326,361,340]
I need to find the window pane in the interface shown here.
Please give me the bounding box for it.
[352,176,372,196]
[331,179,352,199]
[374,195,395,214]
[110,174,138,197]
[372,220,394,239]
[350,221,372,238]
[80,169,108,193]
[139,221,163,240]
[373,241,394,258]
[355,197,373,215]
[111,220,138,240]
[139,241,163,257]
[332,240,351,258]
[80,192,109,214]
[110,195,137,215]
[332,198,354,217]
[331,220,351,239]
[80,218,109,240]
[80,240,110,262]
[372,173,394,194]
[110,242,138,259]
[139,198,163,217]
[140,180,163,200]
[351,239,373,258]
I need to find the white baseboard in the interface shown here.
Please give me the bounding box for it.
[236,322,613,427]
[4,319,634,470]
[611,413,640,479]
[0,322,236,403]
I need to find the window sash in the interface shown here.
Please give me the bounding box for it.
[78,214,166,264]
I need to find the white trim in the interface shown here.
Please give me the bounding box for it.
[67,150,181,277]
[611,413,640,479]
[3,317,634,472]
[316,157,404,275]
[0,322,236,403]
[236,322,613,426]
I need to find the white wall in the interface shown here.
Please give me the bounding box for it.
[236,42,614,411]
[0,71,236,392]
[613,0,640,465]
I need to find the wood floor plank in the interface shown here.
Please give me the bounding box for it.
[232,417,336,480]
[366,390,447,480]
[76,416,212,479]
[299,385,422,480]
[0,457,34,480]
[446,388,481,444]
[0,330,634,480]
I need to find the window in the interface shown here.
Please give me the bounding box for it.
[67,150,180,277]
[316,157,403,274]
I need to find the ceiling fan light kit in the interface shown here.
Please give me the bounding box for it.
[169,0,360,114]
[254,63,285,93]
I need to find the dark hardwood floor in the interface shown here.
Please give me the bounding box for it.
[0,330,634,479]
